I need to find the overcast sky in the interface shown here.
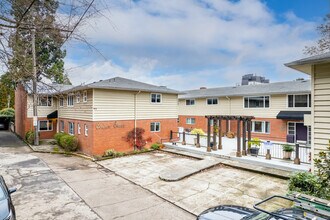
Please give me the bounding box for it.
[63,0,329,90]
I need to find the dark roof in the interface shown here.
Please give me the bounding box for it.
[65,77,180,94]
[285,52,330,74]
[179,80,311,99]
[276,111,311,120]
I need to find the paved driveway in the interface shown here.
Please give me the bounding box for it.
[99,151,288,215]
[0,131,27,147]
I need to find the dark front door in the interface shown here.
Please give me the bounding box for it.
[296,123,307,141]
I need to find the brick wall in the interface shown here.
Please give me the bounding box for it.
[14,84,27,138]
[59,118,177,156]
[178,115,301,142]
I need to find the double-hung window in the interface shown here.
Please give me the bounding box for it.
[186,118,195,125]
[288,94,311,108]
[151,93,161,103]
[76,93,81,103]
[207,98,218,105]
[38,120,53,131]
[38,96,52,106]
[59,97,64,107]
[83,91,87,102]
[244,96,269,108]
[251,121,270,134]
[60,120,64,132]
[185,99,195,105]
[67,94,74,107]
[77,123,81,134]
[84,124,88,136]
[68,122,74,135]
[150,122,160,132]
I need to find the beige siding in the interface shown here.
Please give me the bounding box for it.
[179,95,311,118]
[93,89,178,121]
[27,95,58,118]
[58,89,93,120]
[313,63,330,154]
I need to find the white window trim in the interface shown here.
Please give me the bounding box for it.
[38,120,53,132]
[76,92,81,103]
[67,94,74,107]
[84,124,88,136]
[185,99,195,106]
[150,93,162,104]
[186,118,196,125]
[60,120,64,132]
[83,90,88,102]
[287,94,311,108]
[59,97,64,107]
[38,96,53,107]
[243,95,270,109]
[206,98,219,105]
[251,121,270,134]
[77,123,81,135]
[68,122,74,135]
[150,122,161,132]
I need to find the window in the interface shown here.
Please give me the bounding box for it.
[60,120,64,132]
[59,97,64,107]
[186,118,196,125]
[38,96,52,106]
[151,93,161,103]
[84,124,88,136]
[308,126,311,145]
[244,96,269,108]
[77,123,81,134]
[83,91,87,102]
[38,120,53,131]
[288,122,295,135]
[150,122,160,132]
[207,98,218,105]
[76,93,81,103]
[185,99,195,105]
[251,121,270,134]
[67,94,74,107]
[288,94,311,108]
[68,122,74,135]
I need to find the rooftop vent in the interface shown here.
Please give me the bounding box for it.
[296,78,304,81]
[159,86,167,88]
[200,87,207,90]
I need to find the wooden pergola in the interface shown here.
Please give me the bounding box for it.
[205,115,255,157]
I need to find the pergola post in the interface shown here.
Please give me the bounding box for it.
[182,131,186,145]
[196,133,200,148]
[236,118,242,157]
[242,120,247,156]
[247,119,252,154]
[226,120,229,133]
[212,118,217,151]
[218,119,222,150]
[207,117,211,152]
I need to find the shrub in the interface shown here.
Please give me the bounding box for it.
[288,172,322,197]
[104,149,126,157]
[25,131,35,144]
[249,137,261,148]
[124,127,152,150]
[282,144,294,152]
[190,128,205,136]
[59,134,78,152]
[54,132,68,144]
[151,143,161,150]
[313,142,330,199]
[226,131,235,138]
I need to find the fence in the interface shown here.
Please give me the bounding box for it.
[169,131,311,164]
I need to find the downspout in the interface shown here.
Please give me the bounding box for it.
[225,96,231,131]
[134,91,141,150]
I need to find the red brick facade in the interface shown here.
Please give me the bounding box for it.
[15,84,27,138]
[178,115,303,142]
[58,118,177,155]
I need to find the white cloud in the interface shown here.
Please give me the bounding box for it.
[64,0,318,90]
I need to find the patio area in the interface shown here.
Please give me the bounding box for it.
[164,132,310,172]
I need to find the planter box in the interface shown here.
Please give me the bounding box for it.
[250,147,259,156]
[283,151,292,160]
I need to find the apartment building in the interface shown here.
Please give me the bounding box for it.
[178,80,312,144]
[15,77,179,155]
[285,52,330,170]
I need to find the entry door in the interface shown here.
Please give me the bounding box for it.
[295,123,307,142]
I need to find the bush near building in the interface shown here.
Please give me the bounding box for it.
[25,131,35,144]
[54,132,78,152]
